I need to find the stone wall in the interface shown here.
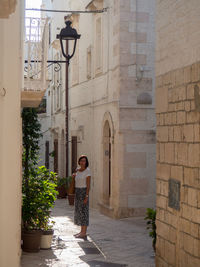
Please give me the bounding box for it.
[68,0,121,215]
[40,0,156,218]
[156,0,200,77]
[118,0,156,217]
[156,1,200,266]
[156,55,200,267]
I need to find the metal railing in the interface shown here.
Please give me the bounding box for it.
[24,17,49,92]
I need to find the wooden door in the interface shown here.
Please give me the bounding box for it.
[54,139,58,174]
[45,141,49,169]
[71,136,77,173]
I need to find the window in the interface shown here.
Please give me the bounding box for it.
[37,96,47,114]
[95,17,102,73]
[71,49,79,85]
[71,15,80,85]
[49,22,51,45]
[87,46,92,79]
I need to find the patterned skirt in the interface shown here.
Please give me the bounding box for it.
[74,187,89,226]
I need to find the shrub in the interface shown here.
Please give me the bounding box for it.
[144,208,156,251]
[22,166,58,230]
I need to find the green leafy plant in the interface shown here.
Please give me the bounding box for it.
[57,176,68,188]
[66,176,75,194]
[22,108,42,179]
[145,208,157,251]
[57,176,73,189]
[22,166,58,230]
[22,108,58,231]
[49,150,55,158]
[66,176,73,188]
[41,218,55,231]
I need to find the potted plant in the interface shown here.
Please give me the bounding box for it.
[57,176,67,198]
[22,166,58,252]
[21,108,58,252]
[33,166,58,249]
[22,170,44,252]
[66,176,75,205]
[144,208,157,252]
[40,217,55,250]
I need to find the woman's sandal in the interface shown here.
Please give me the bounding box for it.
[73,233,81,237]
[75,233,87,239]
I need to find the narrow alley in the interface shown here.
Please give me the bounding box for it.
[21,200,155,267]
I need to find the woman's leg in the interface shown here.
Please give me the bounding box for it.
[76,226,87,237]
[74,230,81,237]
[81,226,87,235]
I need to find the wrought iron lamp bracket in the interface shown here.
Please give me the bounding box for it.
[24,60,66,74]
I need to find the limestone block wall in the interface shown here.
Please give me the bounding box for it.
[118,0,156,217]
[41,0,156,218]
[156,0,200,77]
[156,1,200,266]
[68,0,122,213]
[156,61,200,267]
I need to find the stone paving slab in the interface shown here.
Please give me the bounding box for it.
[21,199,155,267]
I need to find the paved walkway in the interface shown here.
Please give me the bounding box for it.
[21,199,155,267]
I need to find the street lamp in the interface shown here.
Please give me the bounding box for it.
[56,20,81,64]
[56,20,81,177]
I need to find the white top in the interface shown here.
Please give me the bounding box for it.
[75,167,91,188]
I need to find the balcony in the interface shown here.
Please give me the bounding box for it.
[22,17,50,108]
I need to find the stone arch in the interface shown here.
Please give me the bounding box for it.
[102,111,114,143]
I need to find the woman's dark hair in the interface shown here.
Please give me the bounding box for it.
[78,155,89,168]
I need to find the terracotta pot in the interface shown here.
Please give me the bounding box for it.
[40,229,54,250]
[57,185,67,198]
[68,194,75,205]
[22,229,42,252]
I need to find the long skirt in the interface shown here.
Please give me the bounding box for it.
[74,187,89,226]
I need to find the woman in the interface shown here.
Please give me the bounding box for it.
[72,155,91,238]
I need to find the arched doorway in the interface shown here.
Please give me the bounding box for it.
[103,120,112,205]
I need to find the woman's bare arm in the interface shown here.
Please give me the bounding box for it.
[84,176,91,204]
[86,176,91,195]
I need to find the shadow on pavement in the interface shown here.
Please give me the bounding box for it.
[79,258,128,267]
[78,240,128,267]
[21,249,58,267]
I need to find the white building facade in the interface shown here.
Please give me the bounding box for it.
[40,0,156,218]
[38,0,67,177]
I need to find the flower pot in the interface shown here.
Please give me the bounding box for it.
[22,229,42,252]
[68,194,75,205]
[57,185,67,198]
[40,229,54,249]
